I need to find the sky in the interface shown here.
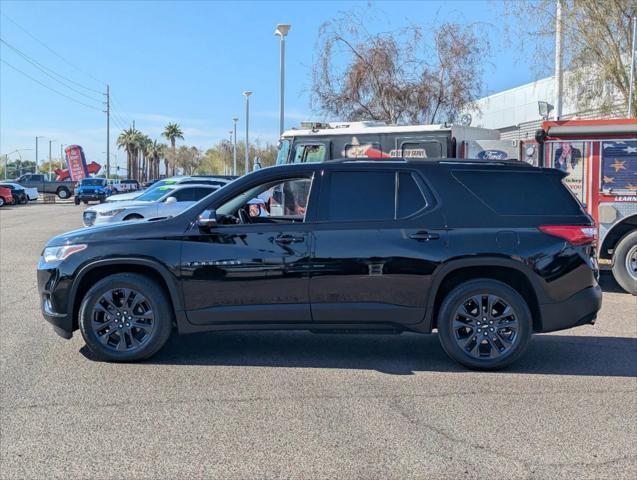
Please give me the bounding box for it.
[0,0,545,170]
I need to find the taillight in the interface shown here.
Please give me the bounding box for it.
[538,225,597,246]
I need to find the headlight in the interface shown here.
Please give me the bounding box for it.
[42,244,87,263]
[99,208,125,216]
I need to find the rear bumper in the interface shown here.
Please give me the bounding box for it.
[538,284,602,333]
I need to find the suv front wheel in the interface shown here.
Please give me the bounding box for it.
[437,279,532,370]
[79,273,173,362]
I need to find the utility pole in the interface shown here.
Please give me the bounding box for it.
[105,84,110,179]
[553,0,564,120]
[243,91,252,175]
[35,136,39,167]
[628,16,636,118]
[228,130,233,175]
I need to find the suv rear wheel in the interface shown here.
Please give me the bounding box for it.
[437,279,532,370]
[79,273,173,362]
[57,187,71,199]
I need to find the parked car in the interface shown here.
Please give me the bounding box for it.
[38,159,602,368]
[0,183,28,204]
[15,173,75,199]
[0,182,38,202]
[0,186,13,207]
[82,184,217,226]
[74,177,112,205]
[107,179,139,194]
[106,176,233,202]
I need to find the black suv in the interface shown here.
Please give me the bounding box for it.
[38,160,602,369]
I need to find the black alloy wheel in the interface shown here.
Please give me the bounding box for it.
[437,279,532,370]
[79,273,173,361]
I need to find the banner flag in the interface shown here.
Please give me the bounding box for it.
[64,145,89,181]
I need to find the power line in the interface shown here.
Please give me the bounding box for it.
[1,59,102,111]
[1,38,103,102]
[1,13,105,88]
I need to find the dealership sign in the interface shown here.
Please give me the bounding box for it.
[64,145,89,181]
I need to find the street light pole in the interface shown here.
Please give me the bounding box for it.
[275,24,291,136]
[232,117,238,176]
[48,140,54,180]
[243,91,252,175]
[228,130,233,175]
[628,15,636,118]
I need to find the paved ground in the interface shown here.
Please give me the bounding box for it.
[1,202,636,480]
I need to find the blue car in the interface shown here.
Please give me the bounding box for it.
[74,177,112,205]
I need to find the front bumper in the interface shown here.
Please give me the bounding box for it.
[538,284,603,333]
[38,266,74,339]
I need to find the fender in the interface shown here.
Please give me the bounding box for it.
[421,255,545,333]
[599,214,637,260]
[68,257,185,317]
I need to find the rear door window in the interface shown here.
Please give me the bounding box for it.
[452,170,583,215]
[320,171,395,222]
[397,172,427,218]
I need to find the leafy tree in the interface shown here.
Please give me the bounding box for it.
[311,9,489,124]
[503,0,636,116]
[162,123,184,176]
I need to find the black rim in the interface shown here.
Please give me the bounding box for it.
[452,294,519,360]
[91,288,155,352]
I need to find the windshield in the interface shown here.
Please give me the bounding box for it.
[81,178,105,186]
[276,139,290,165]
[136,186,175,202]
[141,178,180,193]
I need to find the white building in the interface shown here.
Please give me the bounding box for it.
[466,69,627,140]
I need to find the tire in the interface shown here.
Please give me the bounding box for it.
[99,198,105,204]
[74,197,80,205]
[79,273,173,362]
[612,230,637,295]
[123,213,143,221]
[83,200,88,205]
[0,197,5,207]
[57,187,70,199]
[437,279,532,370]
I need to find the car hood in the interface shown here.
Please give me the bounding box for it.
[106,191,141,202]
[87,200,152,213]
[45,216,179,247]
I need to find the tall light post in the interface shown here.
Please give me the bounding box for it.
[628,15,636,118]
[232,117,238,175]
[48,139,56,180]
[243,91,252,175]
[275,24,291,136]
[228,130,234,175]
[35,136,46,171]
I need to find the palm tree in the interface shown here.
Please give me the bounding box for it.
[117,127,142,180]
[145,140,165,180]
[162,123,184,176]
[137,134,151,182]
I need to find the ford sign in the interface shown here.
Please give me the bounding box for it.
[477,149,509,160]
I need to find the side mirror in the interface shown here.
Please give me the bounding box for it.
[197,209,217,229]
[165,196,177,204]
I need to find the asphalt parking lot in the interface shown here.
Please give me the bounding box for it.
[0,201,636,479]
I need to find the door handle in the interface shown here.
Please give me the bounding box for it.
[275,234,305,245]
[409,231,440,241]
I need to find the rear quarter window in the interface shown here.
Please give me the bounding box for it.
[452,170,583,216]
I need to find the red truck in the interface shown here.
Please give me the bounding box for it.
[535,119,637,294]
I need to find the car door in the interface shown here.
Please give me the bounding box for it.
[309,167,447,325]
[181,174,318,325]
